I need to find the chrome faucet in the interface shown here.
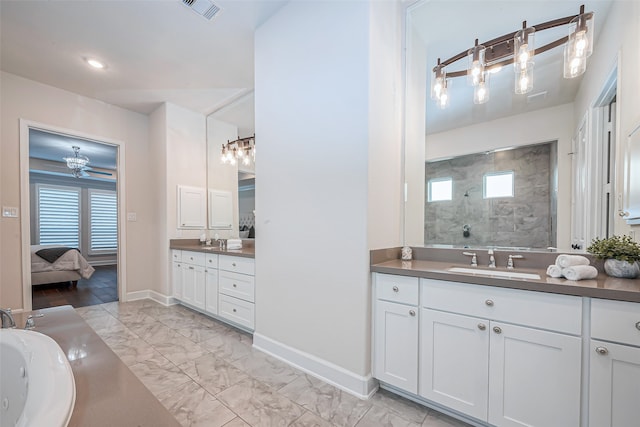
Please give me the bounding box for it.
[0,308,16,329]
[487,250,496,268]
[463,252,477,267]
[507,254,524,269]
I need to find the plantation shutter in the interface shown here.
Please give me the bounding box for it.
[37,185,81,248]
[89,189,118,253]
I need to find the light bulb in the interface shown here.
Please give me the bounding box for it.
[517,47,529,67]
[519,75,528,92]
[474,80,489,104]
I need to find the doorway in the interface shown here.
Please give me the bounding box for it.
[19,120,126,311]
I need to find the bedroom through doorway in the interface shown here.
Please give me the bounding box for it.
[28,128,119,309]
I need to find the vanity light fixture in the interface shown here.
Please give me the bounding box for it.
[430,4,594,108]
[221,135,255,166]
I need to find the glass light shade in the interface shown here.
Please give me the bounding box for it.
[515,61,534,94]
[431,63,446,100]
[467,44,486,86]
[564,43,587,78]
[473,74,489,104]
[514,27,535,72]
[437,80,449,109]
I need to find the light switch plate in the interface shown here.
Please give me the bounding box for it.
[2,207,18,218]
[127,212,137,222]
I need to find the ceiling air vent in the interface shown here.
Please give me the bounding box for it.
[182,0,221,20]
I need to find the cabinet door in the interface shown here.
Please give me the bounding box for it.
[181,264,196,305]
[488,322,581,427]
[192,265,206,310]
[172,261,183,300]
[178,185,206,228]
[209,189,233,229]
[589,339,640,427]
[373,300,418,393]
[205,268,218,315]
[419,309,489,420]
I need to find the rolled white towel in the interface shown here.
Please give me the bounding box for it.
[546,265,564,278]
[226,238,242,250]
[556,254,590,268]
[562,265,598,281]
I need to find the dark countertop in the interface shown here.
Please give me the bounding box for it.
[170,239,255,259]
[371,258,640,303]
[12,306,180,427]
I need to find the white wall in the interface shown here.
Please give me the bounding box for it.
[425,103,574,248]
[0,71,158,309]
[254,0,402,396]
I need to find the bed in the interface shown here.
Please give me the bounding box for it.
[31,245,95,286]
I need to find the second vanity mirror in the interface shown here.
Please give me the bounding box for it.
[206,92,256,239]
[403,0,626,251]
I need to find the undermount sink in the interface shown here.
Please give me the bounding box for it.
[448,267,541,280]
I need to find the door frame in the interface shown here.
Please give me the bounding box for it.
[19,119,127,310]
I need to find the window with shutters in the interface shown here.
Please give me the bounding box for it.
[36,184,81,248]
[89,189,117,254]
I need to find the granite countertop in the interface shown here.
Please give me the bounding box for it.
[12,306,180,427]
[170,239,255,258]
[371,258,640,303]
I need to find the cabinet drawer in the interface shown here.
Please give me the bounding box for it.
[219,295,255,330]
[172,250,182,262]
[182,251,206,266]
[375,274,419,306]
[592,299,640,347]
[219,271,255,303]
[421,278,582,335]
[205,253,218,269]
[219,255,254,275]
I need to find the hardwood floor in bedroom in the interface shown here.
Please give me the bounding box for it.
[32,265,118,310]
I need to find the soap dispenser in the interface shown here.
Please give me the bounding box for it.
[488,249,496,268]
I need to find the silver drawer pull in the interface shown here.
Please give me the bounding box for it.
[233,284,237,288]
[595,346,609,355]
[232,263,237,267]
[636,321,640,331]
[189,266,194,270]
[478,323,486,331]
[190,257,194,260]
[409,310,416,316]
[493,326,502,334]
[392,286,399,292]
[485,299,494,306]
[232,308,237,313]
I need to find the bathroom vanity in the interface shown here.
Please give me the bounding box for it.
[370,247,640,427]
[169,240,255,332]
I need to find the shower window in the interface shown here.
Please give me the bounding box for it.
[428,177,453,202]
[484,171,514,199]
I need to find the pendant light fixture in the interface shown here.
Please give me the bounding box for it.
[430,4,594,108]
[221,135,256,166]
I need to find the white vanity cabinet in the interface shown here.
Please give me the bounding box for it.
[172,250,183,300]
[420,279,582,427]
[180,251,206,310]
[217,255,255,331]
[204,253,219,315]
[589,299,640,427]
[373,274,419,393]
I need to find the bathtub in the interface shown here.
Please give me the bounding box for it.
[0,328,75,427]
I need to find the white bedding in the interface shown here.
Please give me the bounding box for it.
[31,245,95,279]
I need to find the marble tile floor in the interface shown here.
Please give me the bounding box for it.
[75,300,472,427]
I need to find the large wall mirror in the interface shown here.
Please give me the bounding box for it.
[402,0,635,251]
[206,91,256,239]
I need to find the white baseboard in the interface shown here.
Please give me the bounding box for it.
[253,333,378,400]
[126,290,175,306]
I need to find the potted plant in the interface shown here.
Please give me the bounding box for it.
[587,235,640,279]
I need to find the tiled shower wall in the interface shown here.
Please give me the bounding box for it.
[424,142,557,249]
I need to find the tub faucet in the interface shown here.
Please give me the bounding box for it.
[0,308,16,328]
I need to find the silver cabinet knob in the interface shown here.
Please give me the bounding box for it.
[232,263,237,267]
[636,321,640,331]
[392,286,399,292]
[493,326,502,334]
[619,210,630,217]
[595,346,609,355]
[478,323,486,331]
[233,283,237,288]
[232,308,237,313]
[189,266,194,270]
[485,299,494,307]
[409,310,416,317]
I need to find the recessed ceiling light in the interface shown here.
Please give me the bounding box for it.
[85,58,105,69]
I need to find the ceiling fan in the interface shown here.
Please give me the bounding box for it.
[63,146,113,178]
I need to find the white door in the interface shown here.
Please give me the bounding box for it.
[373,300,418,393]
[192,265,206,310]
[205,268,218,315]
[181,264,196,305]
[488,322,581,427]
[589,339,640,427]
[172,261,183,300]
[419,309,489,420]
